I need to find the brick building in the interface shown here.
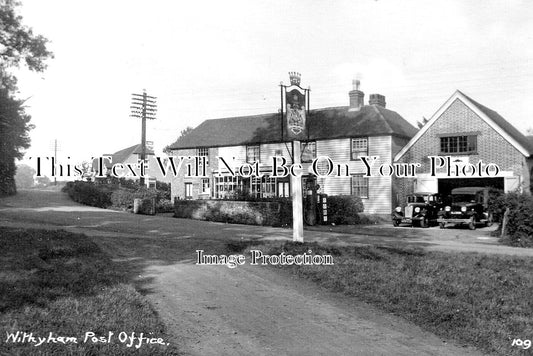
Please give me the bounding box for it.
[168,81,417,214]
[394,90,533,204]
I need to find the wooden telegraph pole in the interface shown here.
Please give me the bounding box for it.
[281,72,309,243]
[130,90,157,187]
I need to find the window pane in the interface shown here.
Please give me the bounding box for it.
[440,137,448,153]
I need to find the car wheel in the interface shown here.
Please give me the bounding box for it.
[420,217,429,228]
[439,222,445,229]
[468,217,476,230]
[486,212,494,227]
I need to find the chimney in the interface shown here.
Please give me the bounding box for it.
[348,79,364,111]
[369,94,386,108]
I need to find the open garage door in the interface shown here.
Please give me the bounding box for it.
[438,177,504,198]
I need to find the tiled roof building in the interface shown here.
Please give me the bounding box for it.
[169,81,417,214]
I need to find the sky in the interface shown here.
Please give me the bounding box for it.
[11,0,533,172]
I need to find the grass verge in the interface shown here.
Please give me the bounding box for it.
[243,241,533,356]
[0,227,181,355]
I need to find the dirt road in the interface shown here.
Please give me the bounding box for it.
[0,190,488,355]
[145,262,487,356]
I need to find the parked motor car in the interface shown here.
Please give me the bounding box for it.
[392,193,442,228]
[436,187,494,230]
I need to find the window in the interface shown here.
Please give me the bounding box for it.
[301,141,316,163]
[185,183,193,199]
[197,148,209,157]
[201,178,210,194]
[246,145,260,163]
[440,135,477,154]
[214,175,288,199]
[214,176,243,199]
[351,138,368,160]
[351,175,368,198]
[249,176,278,198]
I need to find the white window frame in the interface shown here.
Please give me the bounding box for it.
[351,175,368,198]
[351,138,368,160]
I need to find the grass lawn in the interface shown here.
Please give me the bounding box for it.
[0,227,181,355]
[237,241,533,356]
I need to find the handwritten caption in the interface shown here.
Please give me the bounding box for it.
[5,331,169,349]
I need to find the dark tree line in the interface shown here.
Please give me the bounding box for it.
[0,0,53,195]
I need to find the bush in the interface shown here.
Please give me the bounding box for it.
[62,181,113,208]
[487,188,506,223]
[156,199,174,213]
[492,191,533,247]
[327,195,364,224]
[155,181,171,200]
[110,189,136,210]
[503,194,533,247]
[110,187,159,211]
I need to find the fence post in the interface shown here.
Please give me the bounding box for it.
[500,208,510,238]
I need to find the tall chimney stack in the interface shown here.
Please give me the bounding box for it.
[349,79,364,111]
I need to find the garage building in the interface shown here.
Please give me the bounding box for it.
[394,90,533,205]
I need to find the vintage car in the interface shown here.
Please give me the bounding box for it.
[436,187,494,230]
[392,193,442,228]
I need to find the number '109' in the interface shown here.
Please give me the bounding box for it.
[511,338,531,349]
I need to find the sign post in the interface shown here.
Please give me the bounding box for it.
[291,140,304,242]
[281,72,309,242]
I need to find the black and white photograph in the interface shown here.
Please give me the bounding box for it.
[1,1,532,355]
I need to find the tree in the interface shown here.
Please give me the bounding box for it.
[163,126,194,155]
[14,163,35,188]
[35,175,51,187]
[0,0,53,196]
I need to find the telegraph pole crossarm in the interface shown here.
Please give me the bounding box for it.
[130,89,157,187]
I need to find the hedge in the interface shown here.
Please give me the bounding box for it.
[174,194,365,227]
[174,199,292,227]
[326,195,365,224]
[62,181,113,208]
[490,191,533,247]
[63,181,172,213]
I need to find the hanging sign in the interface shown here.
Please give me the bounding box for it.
[282,72,309,140]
